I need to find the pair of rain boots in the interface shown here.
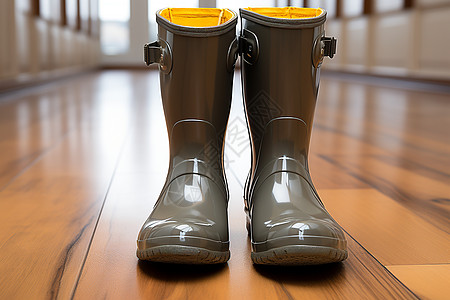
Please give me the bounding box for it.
[137,7,348,265]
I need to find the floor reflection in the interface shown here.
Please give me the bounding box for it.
[253,262,345,284]
[137,260,229,282]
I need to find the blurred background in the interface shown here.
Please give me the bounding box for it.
[0,2,449,298]
[1,0,450,88]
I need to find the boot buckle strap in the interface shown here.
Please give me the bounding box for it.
[144,39,173,74]
[322,36,337,59]
[239,29,259,65]
[227,37,239,72]
[144,42,163,65]
[313,35,337,68]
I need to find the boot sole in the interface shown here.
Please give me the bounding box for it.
[137,245,230,264]
[252,245,348,265]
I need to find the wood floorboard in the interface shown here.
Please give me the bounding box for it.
[318,80,450,142]
[309,153,370,189]
[374,154,450,186]
[0,70,448,299]
[0,89,75,189]
[321,155,450,234]
[387,264,450,300]
[73,71,415,299]
[315,81,450,175]
[320,189,449,265]
[73,126,415,300]
[0,71,134,299]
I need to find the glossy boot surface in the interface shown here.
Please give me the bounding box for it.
[240,7,348,265]
[137,8,238,264]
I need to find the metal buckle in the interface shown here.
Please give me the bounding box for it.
[239,29,259,65]
[321,37,337,59]
[143,39,172,74]
[144,41,163,66]
[227,37,239,72]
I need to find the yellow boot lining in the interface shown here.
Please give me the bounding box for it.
[243,7,323,19]
[159,8,235,27]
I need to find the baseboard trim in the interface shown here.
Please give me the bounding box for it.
[322,70,450,95]
[0,67,100,95]
[101,65,157,70]
[5,67,446,97]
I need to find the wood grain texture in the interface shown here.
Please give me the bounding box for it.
[1,70,449,299]
[73,140,416,300]
[320,155,450,234]
[0,71,134,299]
[309,153,370,189]
[320,189,450,265]
[314,80,450,173]
[73,72,415,300]
[387,265,450,300]
[0,89,73,189]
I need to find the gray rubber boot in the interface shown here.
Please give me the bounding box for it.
[137,8,238,264]
[239,7,348,265]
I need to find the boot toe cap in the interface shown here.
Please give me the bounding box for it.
[138,219,229,252]
[251,218,347,252]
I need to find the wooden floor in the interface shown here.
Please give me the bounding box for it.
[0,70,449,299]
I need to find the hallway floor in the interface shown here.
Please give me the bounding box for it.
[0,70,448,299]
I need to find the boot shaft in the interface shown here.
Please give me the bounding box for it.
[240,7,335,166]
[239,7,336,202]
[137,9,239,264]
[146,8,238,180]
[138,6,345,265]
[156,8,237,147]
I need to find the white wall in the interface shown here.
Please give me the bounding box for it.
[101,0,450,80]
[3,0,448,82]
[100,0,149,67]
[324,0,450,80]
[100,0,218,67]
[0,0,100,87]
